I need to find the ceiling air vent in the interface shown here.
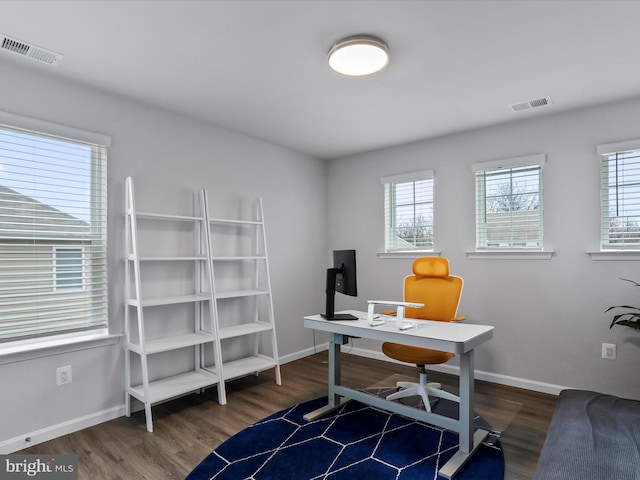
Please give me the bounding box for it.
[510,96,552,113]
[0,34,63,66]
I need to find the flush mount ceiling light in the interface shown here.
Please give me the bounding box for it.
[328,35,389,76]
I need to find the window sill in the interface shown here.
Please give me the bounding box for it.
[589,250,640,261]
[377,251,441,259]
[0,330,122,365]
[466,250,554,260]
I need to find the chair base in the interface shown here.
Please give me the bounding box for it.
[386,369,459,412]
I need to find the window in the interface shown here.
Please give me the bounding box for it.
[0,112,109,342]
[382,170,434,252]
[54,247,85,291]
[599,139,640,250]
[473,154,545,249]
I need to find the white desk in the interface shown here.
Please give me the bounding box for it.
[303,310,494,479]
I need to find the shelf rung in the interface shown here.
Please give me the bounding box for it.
[128,255,208,261]
[216,289,269,299]
[211,256,266,261]
[209,218,261,226]
[127,369,220,404]
[219,321,273,339]
[127,293,211,307]
[222,355,278,381]
[128,332,215,354]
[135,212,204,222]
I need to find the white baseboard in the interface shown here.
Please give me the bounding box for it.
[0,405,126,454]
[279,345,327,364]
[1,344,564,455]
[299,342,565,394]
[466,367,566,395]
[0,346,328,454]
[343,345,566,396]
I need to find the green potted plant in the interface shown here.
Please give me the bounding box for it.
[606,278,640,330]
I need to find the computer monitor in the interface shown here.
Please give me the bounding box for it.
[322,249,358,321]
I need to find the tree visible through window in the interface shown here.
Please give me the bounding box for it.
[473,155,545,249]
[382,170,434,252]
[600,145,640,249]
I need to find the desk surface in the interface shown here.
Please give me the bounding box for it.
[304,310,493,354]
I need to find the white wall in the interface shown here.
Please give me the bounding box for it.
[0,61,328,450]
[3,55,640,451]
[327,97,640,400]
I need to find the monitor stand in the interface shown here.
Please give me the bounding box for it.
[321,313,358,321]
[323,267,358,321]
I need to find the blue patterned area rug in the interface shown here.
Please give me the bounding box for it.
[186,396,504,480]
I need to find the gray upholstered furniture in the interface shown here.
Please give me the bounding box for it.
[532,389,640,480]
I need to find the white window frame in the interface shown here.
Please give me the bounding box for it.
[0,111,111,346]
[470,154,550,259]
[597,139,640,253]
[381,170,435,254]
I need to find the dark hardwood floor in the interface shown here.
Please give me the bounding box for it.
[20,352,556,479]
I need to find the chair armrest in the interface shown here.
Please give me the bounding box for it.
[379,312,466,321]
[368,300,424,308]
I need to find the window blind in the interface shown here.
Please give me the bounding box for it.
[599,142,640,249]
[0,123,108,341]
[473,155,545,249]
[382,170,434,252]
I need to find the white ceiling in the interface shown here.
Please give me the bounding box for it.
[2,0,640,160]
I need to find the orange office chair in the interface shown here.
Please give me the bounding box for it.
[382,257,465,412]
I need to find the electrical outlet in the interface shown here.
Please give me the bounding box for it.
[602,343,616,360]
[56,365,72,385]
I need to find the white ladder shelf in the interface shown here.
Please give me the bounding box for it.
[124,177,225,432]
[208,197,282,386]
[124,178,281,432]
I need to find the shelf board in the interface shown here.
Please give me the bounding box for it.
[222,355,277,381]
[209,218,261,226]
[219,321,273,339]
[216,289,269,299]
[136,212,204,222]
[128,255,208,262]
[127,369,220,404]
[128,331,215,354]
[211,256,266,261]
[127,293,211,307]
